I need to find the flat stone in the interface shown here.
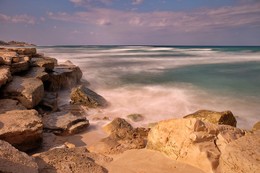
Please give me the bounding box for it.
[0,99,26,114]
[0,66,12,88]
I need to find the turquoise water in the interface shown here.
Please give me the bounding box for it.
[38,46,260,129]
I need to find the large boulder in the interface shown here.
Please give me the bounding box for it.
[89,118,149,154]
[24,67,49,81]
[0,140,38,173]
[70,85,108,108]
[219,131,260,173]
[146,118,245,173]
[0,99,26,114]
[2,76,44,108]
[42,111,89,136]
[10,57,30,74]
[0,50,18,65]
[30,57,55,71]
[0,66,12,88]
[0,110,43,151]
[38,91,58,112]
[183,110,237,127]
[34,147,110,173]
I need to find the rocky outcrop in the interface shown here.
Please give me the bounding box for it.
[23,67,49,81]
[0,66,12,87]
[0,50,17,65]
[0,140,38,173]
[10,56,30,74]
[34,147,110,173]
[3,47,37,57]
[90,118,149,154]
[183,110,237,127]
[30,57,55,71]
[42,111,89,135]
[147,118,245,173]
[0,110,43,151]
[70,85,108,108]
[0,99,26,114]
[252,121,260,131]
[7,40,36,47]
[219,131,260,173]
[2,76,44,108]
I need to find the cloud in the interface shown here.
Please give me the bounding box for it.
[132,0,144,5]
[0,13,36,24]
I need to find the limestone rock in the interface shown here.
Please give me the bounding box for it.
[4,47,37,57]
[10,59,29,74]
[34,147,109,173]
[127,113,144,122]
[70,85,108,108]
[0,110,43,151]
[24,67,49,81]
[2,76,44,108]
[0,140,38,173]
[90,118,149,154]
[30,57,54,71]
[0,99,26,114]
[0,66,12,87]
[219,131,260,173]
[252,121,260,131]
[0,50,17,65]
[184,110,237,127]
[147,118,245,173]
[42,111,89,135]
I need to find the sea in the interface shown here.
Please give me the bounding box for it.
[38,46,260,129]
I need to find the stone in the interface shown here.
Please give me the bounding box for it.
[0,50,18,65]
[127,113,144,122]
[42,111,89,135]
[38,92,58,112]
[70,85,108,108]
[218,131,260,173]
[89,118,149,154]
[10,59,29,74]
[59,104,86,116]
[3,47,37,57]
[0,110,43,151]
[30,57,55,71]
[2,76,44,108]
[45,62,82,91]
[146,118,245,173]
[0,140,38,173]
[183,110,237,127]
[252,121,260,131]
[0,66,12,88]
[24,67,49,81]
[34,147,109,173]
[0,99,26,114]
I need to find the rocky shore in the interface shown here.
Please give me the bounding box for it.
[0,47,259,173]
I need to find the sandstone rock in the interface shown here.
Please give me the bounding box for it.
[42,111,89,135]
[30,57,55,71]
[0,110,43,151]
[10,59,29,74]
[252,121,260,131]
[0,99,26,114]
[24,67,49,81]
[0,66,12,87]
[45,62,82,91]
[0,50,17,65]
[2,76,44,108]
[90,118,149,154]
[59,104,86,116]
[183,110,237,127]
[70,85,108,108]
[4,47,37,57]
[34,147,109,173]
[219,131,260,173]
[147,118,245,173]
[38,92,58,112]
[127,113,144,122]
[0,140,38,173]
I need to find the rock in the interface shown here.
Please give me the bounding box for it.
[183,110,237,127]
[7,40,36,47]
[218,131,260,173]
[3,47,37,57]
[70,85,108,108]
[252,121,260,131]
[10,59,29,74]
[127,113,144,122]
[0,110,43,151]
[34,147,109,173]
[38,92,58,112]
[0,140,38,173]
[147,118,245,173]
[59,104,86,116]
[0,66,12,87]
[90,118,149,154]
[24,67,49,81]
[0,99,26,114]
[30,57,55,71]
[2,76,44,108]
[45,62,82,91]
[0,50,18,65]
[42,111,89,135]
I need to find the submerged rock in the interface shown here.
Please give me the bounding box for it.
[0,140,38,173]
[127,113,144,122]
[70,85,108,108]
[183,110,237,127]
[0,66,12,88]
[0,110,43,151]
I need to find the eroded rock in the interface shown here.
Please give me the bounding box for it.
[0,50,18,65]
[0,66,12,87]
[30,57,55,71]
[24,67,49,81]
[4,47,37,57]
[0,99,26,114]
[252,121,260,131]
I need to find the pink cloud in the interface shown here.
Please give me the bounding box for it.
[0,13,36,24]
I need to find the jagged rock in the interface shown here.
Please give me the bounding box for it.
[127,113,144,122]
[183,110,237,127]
[89,118,149,154]
[38,92,58,112]
[23,67,49,81]
[0,50,18,65]
[34,147,110,173]
[42,111,89,135]
[3,47,37,57]
[252,121,260,131]
[45,61,82,91]
[0,99,26,114]
[0,110,43,151]
[0,66,12,87]
[146,118,245,173]
[2,76,44,108]
[30,57,55,71]
[70,85,108,108]
[0,140,38,173]
[219,131,260,173]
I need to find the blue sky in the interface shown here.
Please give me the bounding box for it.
[0,0,260,45]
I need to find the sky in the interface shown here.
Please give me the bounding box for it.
[0,0,260,45]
